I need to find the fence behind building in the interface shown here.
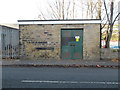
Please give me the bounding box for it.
[0,25,19,59]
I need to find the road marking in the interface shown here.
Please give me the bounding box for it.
[21,80,119,85]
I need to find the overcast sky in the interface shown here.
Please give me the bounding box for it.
[0,0,119,24]
[0,0,48,24]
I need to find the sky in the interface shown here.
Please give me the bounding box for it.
[0,0,47,24]
[0,0,119,24]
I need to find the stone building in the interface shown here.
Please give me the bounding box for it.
[0,25,19,59]
[18,19,101,60]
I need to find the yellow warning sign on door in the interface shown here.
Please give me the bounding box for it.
[75,36,80,42]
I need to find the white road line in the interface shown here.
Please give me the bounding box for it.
[21,80,119,85]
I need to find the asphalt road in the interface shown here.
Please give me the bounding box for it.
[2,66,119,88]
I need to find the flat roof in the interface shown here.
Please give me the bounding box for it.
[0,24,19,30]
[18,19,101,25]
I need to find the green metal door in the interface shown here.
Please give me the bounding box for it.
[61,29,83,59]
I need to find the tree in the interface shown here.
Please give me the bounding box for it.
[97,0,102,19]
[86,0,102,19]
[118,1,120,49]
[38,0,76,20]
[38,0,101,20]
[102,0,120,48]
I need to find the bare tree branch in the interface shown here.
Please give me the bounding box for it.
[101,21,108,29]
[73,0,75,19]
[66,0,70,19]
[62,0,64,19]
[38,11,46,20]
[103,0,110,23]
[112,12,120,25]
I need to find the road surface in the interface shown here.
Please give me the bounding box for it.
[2,66,119,88]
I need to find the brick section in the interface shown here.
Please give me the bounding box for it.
[19,24,100,60]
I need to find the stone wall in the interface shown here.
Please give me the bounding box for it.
[83,24,100,60]
[100,48,119,59]
[19,24,100,60]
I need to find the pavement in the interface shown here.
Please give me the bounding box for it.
[1,59,120,68]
